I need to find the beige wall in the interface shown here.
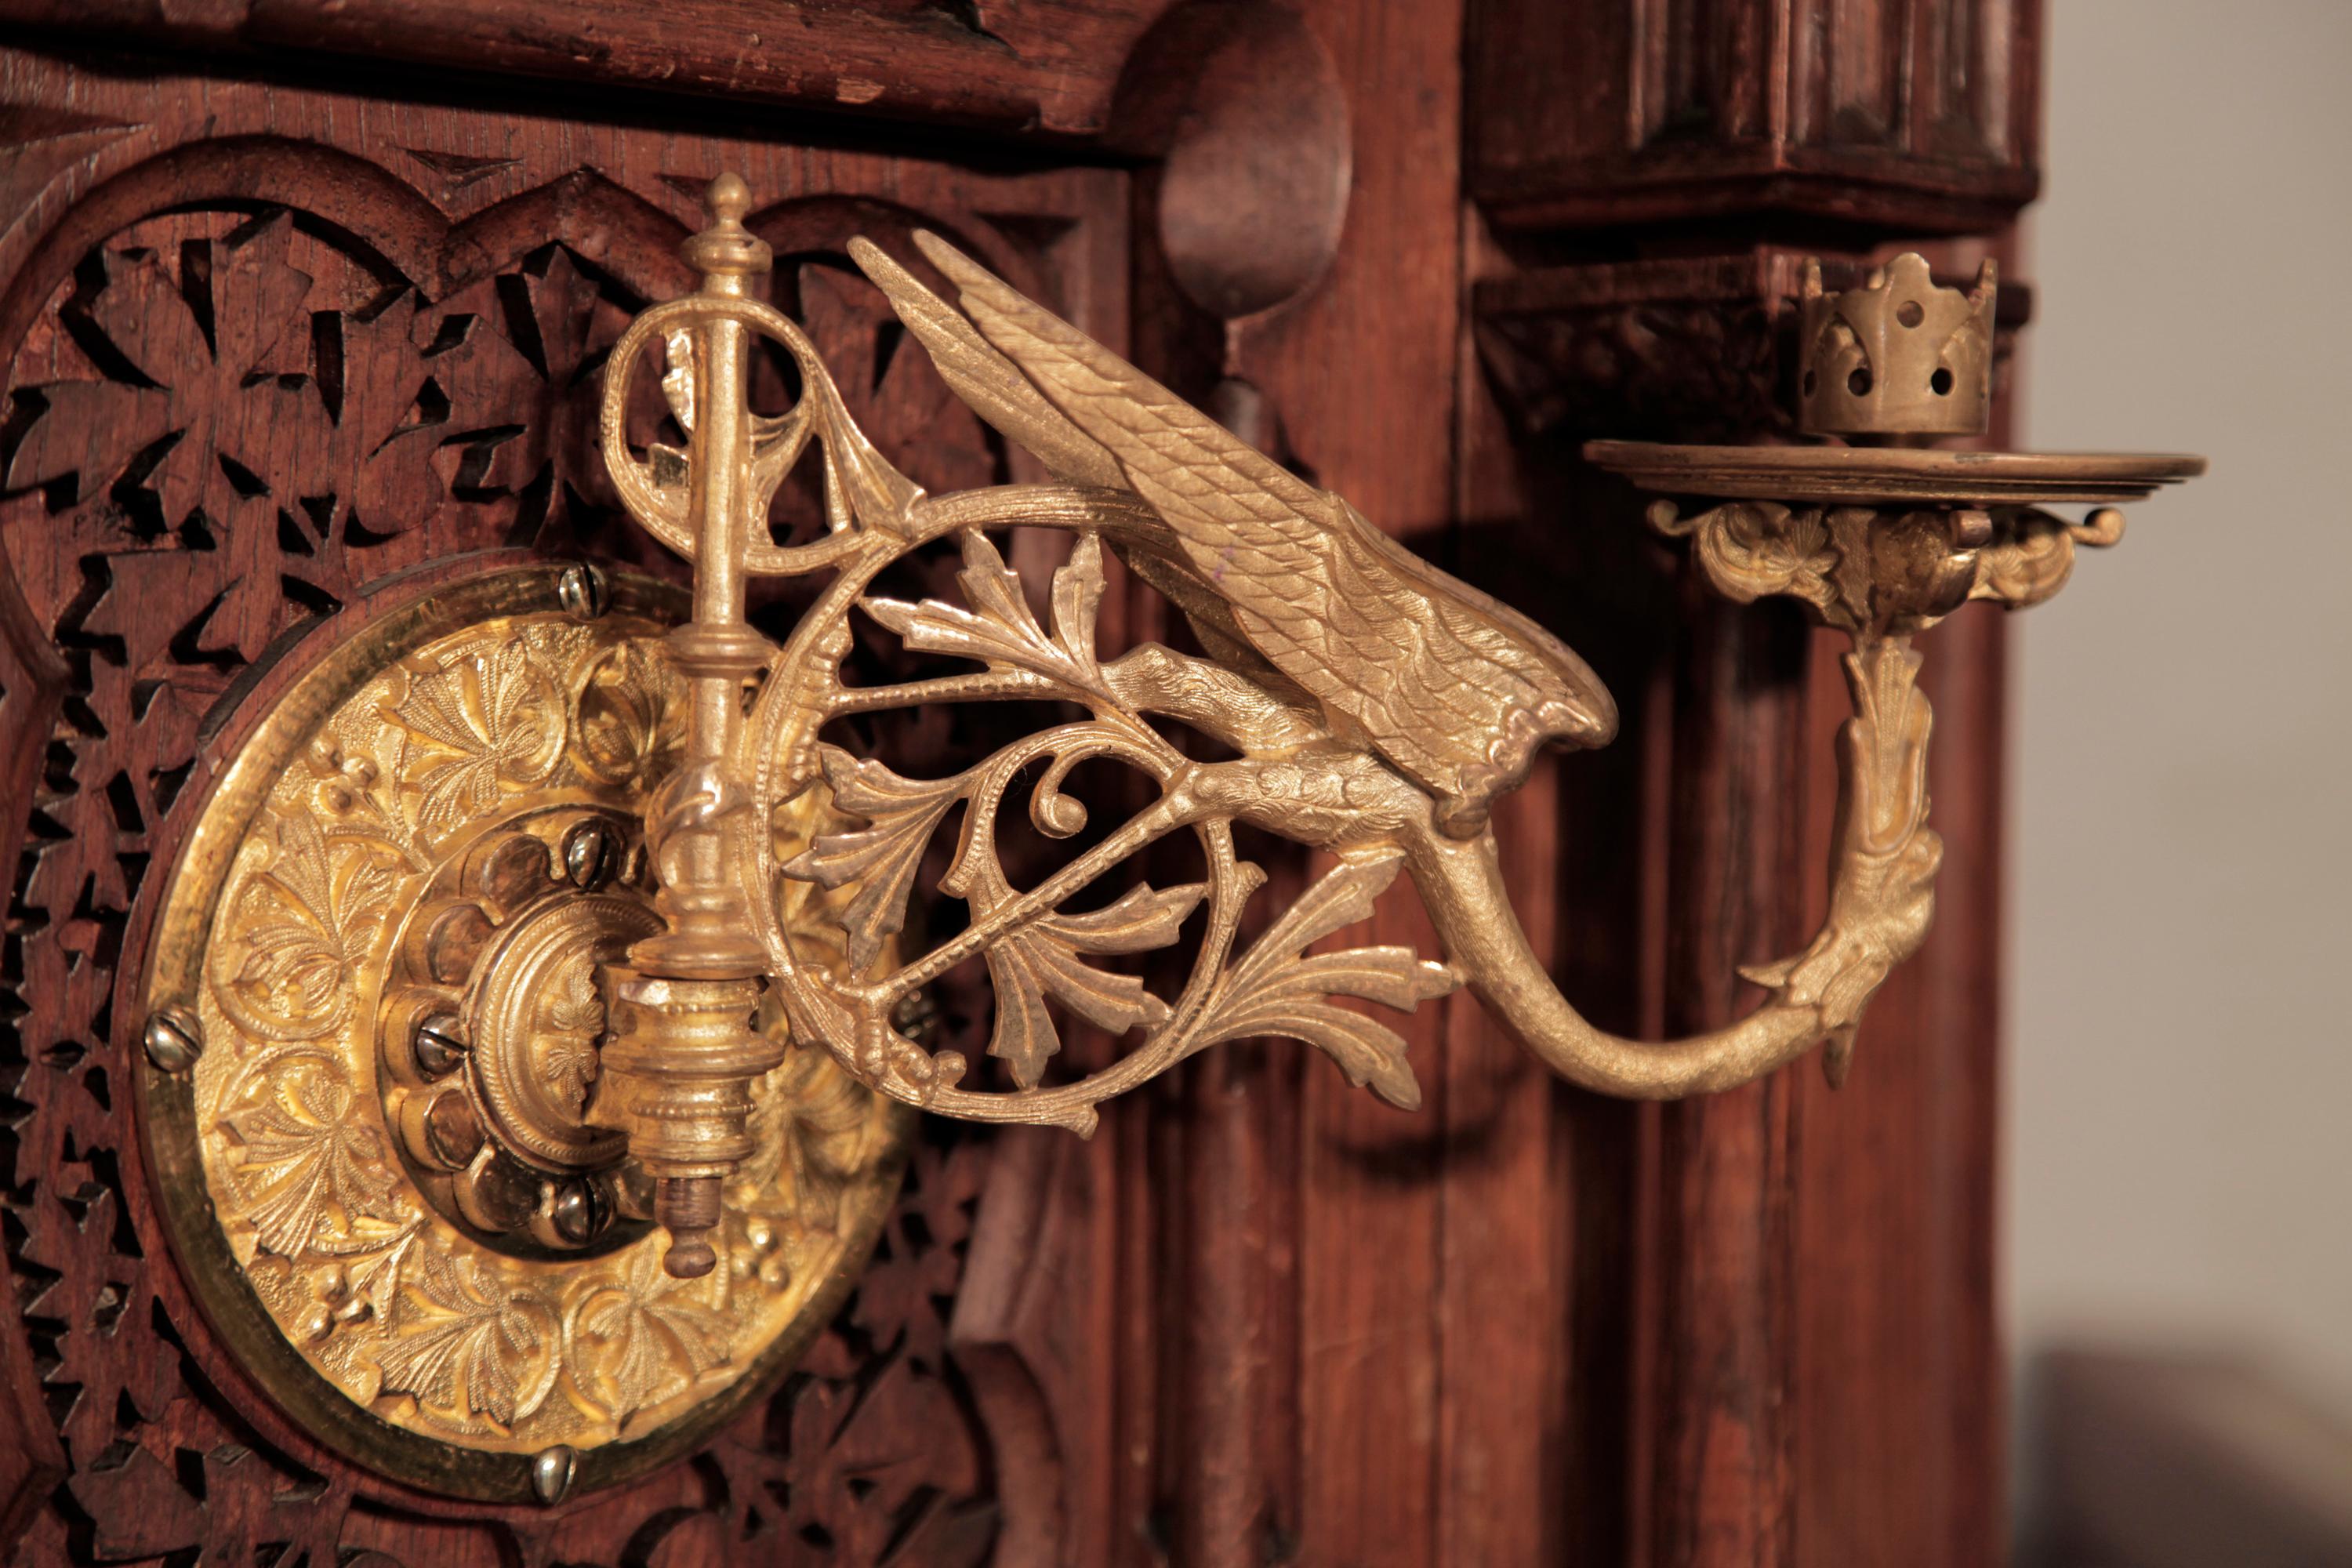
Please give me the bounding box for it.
[2008,0,2352,1410]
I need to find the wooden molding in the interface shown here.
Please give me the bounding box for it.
[0,0,1181,140]
[1468,0,2044,234]
[1474,249,2030,444]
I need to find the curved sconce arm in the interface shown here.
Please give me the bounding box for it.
[1486,488,2123,1094]
[593,180,2199,1270]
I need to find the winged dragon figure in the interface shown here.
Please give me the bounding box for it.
[780,233,1892,1109]
[851,235,1617,840]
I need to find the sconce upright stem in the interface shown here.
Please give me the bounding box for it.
[595,176,786,1279]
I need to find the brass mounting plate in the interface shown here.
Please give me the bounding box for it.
[136,564,909,1504]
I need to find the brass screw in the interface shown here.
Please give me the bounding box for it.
[413,1014,468,1078]
[143,1005,203,1073]
[532,1443,577,1506]
[548,1178,612,1247]
[557,561,610,622]
[656,1174,722,1279]
[422,1087,486,1169]
[562,818,619,891]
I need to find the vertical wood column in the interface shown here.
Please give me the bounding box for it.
[1647,580,1813,1568]
[1465,4,2045,1563]
[1270,3,1469,1562]
[1107,4,1404,1563]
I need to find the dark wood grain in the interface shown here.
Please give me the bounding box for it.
[1644,574,1813,1568]
[0,5,2042,1565]
[1467,0,2044,234]
[1465,223,2024,1568]
[1257,3,1466,1562]
[0,0,1180,140]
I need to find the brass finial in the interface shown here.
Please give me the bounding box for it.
[681,171,771,286]
[707,169,748,219]
[1798,252,1995,438]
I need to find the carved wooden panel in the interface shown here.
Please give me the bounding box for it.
[0,44,1123,1566]
[1468,0,2043,232]
[0,1,2039,1563]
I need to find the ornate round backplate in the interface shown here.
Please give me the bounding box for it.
[136,564,909,1504]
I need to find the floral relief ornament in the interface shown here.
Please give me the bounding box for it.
[380,638,568,837]
[536,959,608,1117]
[564,1242,735,1431]
[366,1247,561,1433]
[213,811,398,1041]
[222,1054,405,1258]
[588,202,2194,1172]
[175,604,903,1457]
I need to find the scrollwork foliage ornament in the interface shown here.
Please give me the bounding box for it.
[754,500,1470,1132]
[604,213,2082,1133]
[772,523,1458,1121]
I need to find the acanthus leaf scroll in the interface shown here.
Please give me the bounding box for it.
[608,193,2181,1137]
[601,205,1850,1130]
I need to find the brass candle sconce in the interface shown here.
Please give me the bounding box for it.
[1590,253,2202,1084]
[135,179,2201,1501]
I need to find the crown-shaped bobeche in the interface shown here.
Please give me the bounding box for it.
[1798,252,1994,438]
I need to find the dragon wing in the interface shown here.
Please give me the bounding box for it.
[891,230,1619,837]
[849,237,1290,682]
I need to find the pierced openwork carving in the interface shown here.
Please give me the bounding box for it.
[14,141,2198,1528]
[1,155,1016,1552]
[596,193,1610,1161]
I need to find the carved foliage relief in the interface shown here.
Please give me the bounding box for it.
[0,146,1041,1566]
